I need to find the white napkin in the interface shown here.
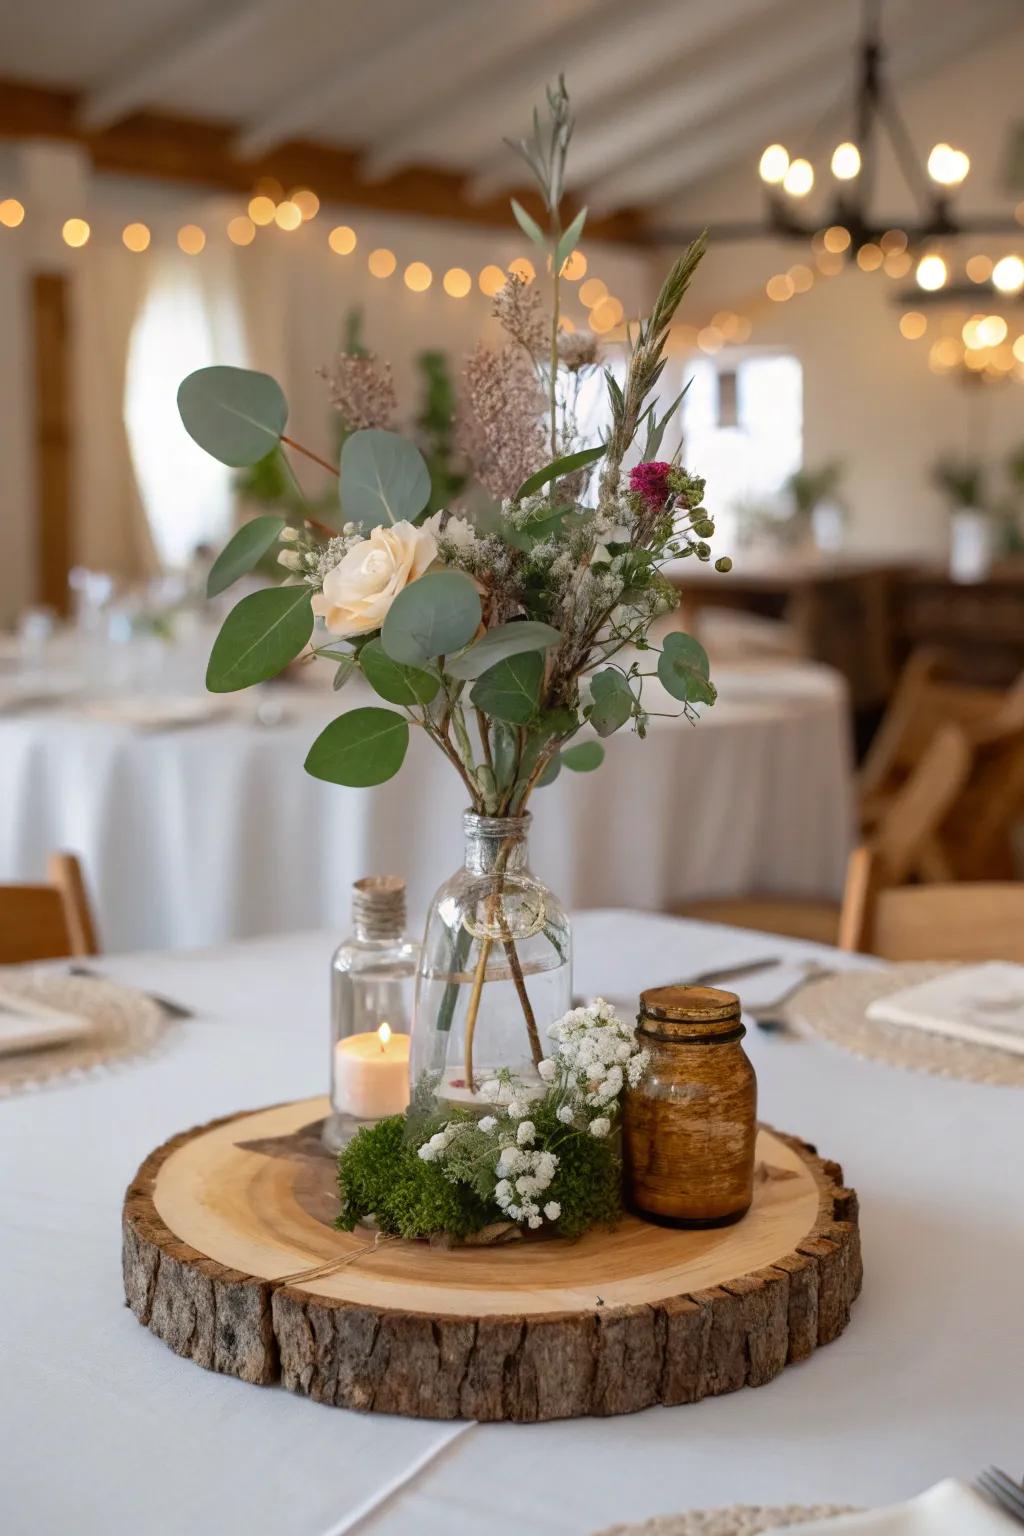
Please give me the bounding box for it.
[79,695,224,731]
[767,1479,1020,1534]
[0,989,92,1056]
[866,963,1024,1057]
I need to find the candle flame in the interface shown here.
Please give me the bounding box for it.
[377,1021,391,1051]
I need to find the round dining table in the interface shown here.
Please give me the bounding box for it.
[0,657,854,951]
[1,910,1019,1536]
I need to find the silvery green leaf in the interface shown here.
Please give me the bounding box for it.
[536,754,561,787]
[555,206,587,273]
[658,631,715,705]
[491,721,518,792]
[446,620,560,681]
[206,586,313,693]
[340,429,431,529]
[333,655,357,691]
[206,515,286,598]
[178,366,288,467]
[381,570,481,666]
[470,651,543,725]
[560,740,604,772]
[305,707,409,787]
[514,444,606,502]
[588,668,633,737]
[359,637,439,705]
[510,198,546,247]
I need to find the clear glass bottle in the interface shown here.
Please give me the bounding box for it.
[411,812,572,1118]
[323,876,419,1153]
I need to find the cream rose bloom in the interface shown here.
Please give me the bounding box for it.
[311,520,437,637]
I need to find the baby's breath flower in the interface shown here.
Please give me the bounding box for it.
[544,1201,561,1221]
[478,1115,498,1133]
[516,1120,536,1146]
[589,1117,611,1139]
[537,1058,556,1082]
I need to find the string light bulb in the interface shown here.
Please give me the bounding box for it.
[758,143,790,184]
[966,254,993,283]
[121,222,150,253]
[177,224,205,255]
[992,255,1024,295]
[442,267,471,297]
[290,189,319,221]
[227,216,256,246]
[927,143,969,187]
[857,243,883,272]
[579,277,607,307]
[368,248,396,278]
[403,260,432,292]
[0,198,25,228]
[62,218,90,248]
[248,196,276,226]
[915,253,948,291]
[782,158,814,197]
[560,249,586,280]
[478,264,506,296]
[508,256,535,283]
[823,225,851,253]
[274,201,302,231]
[899,311,927,340]
[831,141,861,180]
[328,225,357,255]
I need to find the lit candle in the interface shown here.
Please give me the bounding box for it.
[332,1022,410,1121]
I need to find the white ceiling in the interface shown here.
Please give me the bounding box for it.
[2,0,1022,213]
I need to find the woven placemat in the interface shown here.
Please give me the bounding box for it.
[594,1505,856,1536]
[788,963,1024,1087]
[0,971,166,1095]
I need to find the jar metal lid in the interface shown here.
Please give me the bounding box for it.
[639,984,741,1024]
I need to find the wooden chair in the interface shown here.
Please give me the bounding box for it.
[676,724,972,942]
[839,843,1024,961]
[0,853,100,964]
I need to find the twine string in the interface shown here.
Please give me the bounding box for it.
[275,1231,398,1287]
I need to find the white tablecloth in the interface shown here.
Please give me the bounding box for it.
[0,661,853,951]
[1,911,1020,1536]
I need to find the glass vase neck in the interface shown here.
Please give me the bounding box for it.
[462,812,531,875]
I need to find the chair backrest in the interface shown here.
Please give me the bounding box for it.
[0,853,100,964]
[868,723,973,884]
[839,845,1024,960]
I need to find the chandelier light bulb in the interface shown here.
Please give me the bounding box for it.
[915,253,948,292]
[831,141,861,180]
[782,158,814,197]
[992,255,1024,294]
[759,143,790,184]
[927,142,969,187]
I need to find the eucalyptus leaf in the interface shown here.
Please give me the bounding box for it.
[514,444,606,502]
[555,206,587,273]
[491,721,519,793]
[536,754,562,787]
[658,631,715,705]
[206,586,313,693]
[178,366,288,467]
[470,650,543,725]
[340,429,431,529]
[333,655,357,691]
[206,515,287,598]
[305,706,409,787]
[446,620,560,681]
[360,637,439,705]
[381,570,481,666]
[503,506,588,551]
[588,668,633,737]
[510,198,546,247]
[561,740,605,772]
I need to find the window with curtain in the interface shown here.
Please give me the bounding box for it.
[124,254,245,568]
[679,352,803,543]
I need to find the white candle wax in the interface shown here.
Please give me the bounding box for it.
[332,1023,410,1121]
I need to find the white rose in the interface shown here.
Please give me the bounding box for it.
[310,520,437,638]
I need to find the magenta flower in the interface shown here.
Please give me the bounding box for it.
[629,460,672,508]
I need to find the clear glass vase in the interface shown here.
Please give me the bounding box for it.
[411,812,572,1116]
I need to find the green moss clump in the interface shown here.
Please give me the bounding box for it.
[335,1115,491,1240]
[531,1101,623,1239]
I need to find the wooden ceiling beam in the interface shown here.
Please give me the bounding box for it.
[0,79,648,243]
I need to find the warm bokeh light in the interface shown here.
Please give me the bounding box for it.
[823,225,851,253]
[404,260,432,292]
[815,250,844,277]
[560,249,586,280]
[478,263,506,296]
[992,254,1024,294]
[929,336,962,372]
[966,254,993,283]
[558,315,575,332]
[927,142,969,186]
[442,266,471,298]
[62,218,90,248]
[758,143,790,184]
[671,324,699,349]
[1013,335,1024,363]
[369,248,397,279]
[915,253,948,291]
[731,315,753,343]
[177,224,205,255]
[328,225,357,255]
[880,229,908,254]
[248,195,276,226]
[831,141,861,180]
[274,201,302,231]
[963,348,989,372]
[883,251,912,278]
[856,243,883,272]
[978,314,1008,346]
[121,222,150,253]
[697,325,723,354]
[766,273,794,302]
[578,277,607,308]
[508,256,535,283]
[782,157,814,197]
[0,198,25,228]
[990,344,1015,374]
[227,216,256,247]
[788,263,813,292]
[1017,202,1024,228]
[254,177,283,201]
[899,311,927,340]
[590,296,624,330]
[291,189,319,221]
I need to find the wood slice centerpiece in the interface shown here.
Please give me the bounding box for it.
[122,1096,862,1422]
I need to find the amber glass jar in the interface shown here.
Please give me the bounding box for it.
[623,985,757,1229]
